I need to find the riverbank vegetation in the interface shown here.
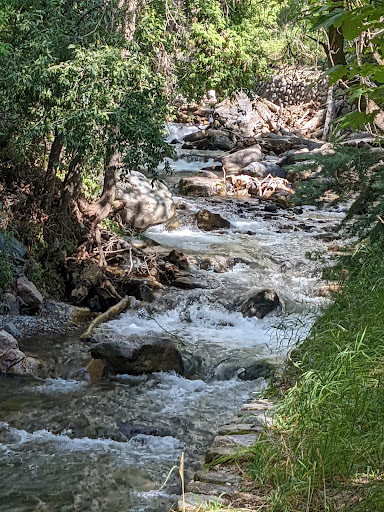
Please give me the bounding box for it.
[246,238,384,511]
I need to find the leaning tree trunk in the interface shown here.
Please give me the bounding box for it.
[42,131,63,211]
[78,141,120,266]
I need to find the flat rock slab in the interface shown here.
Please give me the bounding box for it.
[219,422,264,436]
[177,493,224,512]
[194,469,241,486]
[212,434,259,448]
[187,480,237,496]
[242,399,272,411]
[206,434,259,463]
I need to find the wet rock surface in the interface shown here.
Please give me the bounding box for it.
[91,334,184,375]
[239,289,281,319]
[195,209,231,231]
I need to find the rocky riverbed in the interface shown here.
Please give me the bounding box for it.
[0,114,350,511]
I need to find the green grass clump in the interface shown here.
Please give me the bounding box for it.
[250,239,384,511]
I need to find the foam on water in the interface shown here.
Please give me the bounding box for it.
[165,122,202,143]
[33,378,88,394]
[0,421,183,463]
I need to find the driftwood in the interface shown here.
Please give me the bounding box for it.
[80,295,133,339]
[261,98,280,113]
[301,108,326,135]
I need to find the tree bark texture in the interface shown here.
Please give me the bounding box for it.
[42,132,63,211]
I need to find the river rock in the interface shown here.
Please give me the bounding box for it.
[3,322,22,339]
[0,330,20,372]
[241,161,286,179]
[196,134,233,151]
[178,176,221,197]
[196,170,220,179]
[214,93,266,137]
[195,209,230,231]
[239,290,281,319]
[117,171,175,232]
[7,356,44,377]
[86,358,107,384]
[221,145,263,175]
[237,361,275,381]
[184,130,207,143]
[90,334,184,375]
[16,276,43,308]
[0,329,44,376]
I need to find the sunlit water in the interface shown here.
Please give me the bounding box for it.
[0,124,344,511]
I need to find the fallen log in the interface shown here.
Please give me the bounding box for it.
[80,295,133,340]
[301,109,326,135]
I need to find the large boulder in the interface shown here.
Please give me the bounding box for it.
[178,176,222,197]
[239,290,281,319]
[91,334,184,375]
[16,277,43,308]
[221,145,263,175]
[195,209,230,231]
[214,93,266,137]
[117,171,176,232]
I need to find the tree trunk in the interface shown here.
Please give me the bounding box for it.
[118,0,144,43]
[42,131,63,211]
[328,24,346,66]
[80,142,120,232]
[59,155,82,212]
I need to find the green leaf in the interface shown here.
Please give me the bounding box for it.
[338,111,378,130]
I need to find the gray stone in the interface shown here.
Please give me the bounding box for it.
[214,93,265,137]
[194,469,241,486]
[3,322,22,339]
[184,130,207,143]
[187,481,237,496]
[196,170,220,179]
[221,145,263,175]
[218,422,264,435]
[91,334,184,375]
[0,233,27,259]
[16,277,43,308]
[117,171,175,232]
[237,361,275,381]
[195,209,230,231]
[3,293,20,315]
[239,289,280,319]
[0,329,23,373]
[241,161,286,179]
[211,433,259,449]
[205,433,259,463]
[171,276,209,290]
[196,135,234,151]
[178,176,221,197]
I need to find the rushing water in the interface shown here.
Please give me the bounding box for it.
[0,124,344,512]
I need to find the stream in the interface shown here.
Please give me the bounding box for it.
[0,124,344,512]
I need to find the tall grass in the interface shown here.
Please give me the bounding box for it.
[250,240,384,511]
